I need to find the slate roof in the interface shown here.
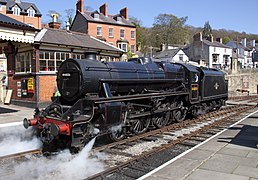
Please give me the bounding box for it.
[226,41,251,51]
[35,28,123,56]
[82,11,135,27]
[203,39,231,48]
[5,0,41,16]
[0,13,36,30]
[0,0,7,4]
[154,49,181,59]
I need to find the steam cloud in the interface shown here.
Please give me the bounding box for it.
[0,125,42,157]
[12,138,105,180]
[0,126,105,179]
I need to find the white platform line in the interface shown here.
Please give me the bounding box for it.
[137,109,258,180]
[0,121,22,128]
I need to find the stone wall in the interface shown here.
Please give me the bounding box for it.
[227,68,258,96]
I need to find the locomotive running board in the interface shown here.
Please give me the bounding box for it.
[92,91,188,104]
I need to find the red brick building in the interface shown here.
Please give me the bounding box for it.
[71,0,136,56]
[6,27,123,107]
[0,0,42,29]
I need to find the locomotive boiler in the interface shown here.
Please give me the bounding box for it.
[23,53,228,151]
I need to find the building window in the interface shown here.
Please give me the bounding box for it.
[27,8,35,17]
[72,53,84,59]
[212,54,219,63]
[97,26,102,36]
[118,43,127,52]
[179,54,183,61]
[12,5,21,15]
[117,17,122,23]
[131,31,135,39]
[93,13,99,19]
[16,52,31,72]
[120,29,125,39]
[131,45,135,53]
[39,51,70,71]
[109,28,113,37]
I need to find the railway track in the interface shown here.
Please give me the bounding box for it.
[0,98,256,179]
[0,149,42,161]
[86,105,256,179]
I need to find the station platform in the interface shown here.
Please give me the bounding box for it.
[0,103,33,126]
[139,110,258,180]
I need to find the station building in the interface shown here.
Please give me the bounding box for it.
[1,13,123,107]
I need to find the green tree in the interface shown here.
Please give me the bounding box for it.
[203,21,212,39]
[151,14,189,47]
[129,16,151,53]
[64,9,74,27]
[222,37,231,44]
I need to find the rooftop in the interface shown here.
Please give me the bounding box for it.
[35,28,124,56]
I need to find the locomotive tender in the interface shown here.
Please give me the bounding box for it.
[23,52,228,151]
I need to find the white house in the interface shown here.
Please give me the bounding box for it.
[226,38,253,68]
[153,48,194,64]
[185,33,233,69]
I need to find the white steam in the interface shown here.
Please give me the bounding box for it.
[0,125,42,157]
[12,138,105,180]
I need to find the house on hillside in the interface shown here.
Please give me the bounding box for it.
[153,48,196,64]
[71,0,136,58]
[226,38,254,68]
[185,32,232,69]
[0,0,42,29]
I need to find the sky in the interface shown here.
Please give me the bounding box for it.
[28,0,258,35]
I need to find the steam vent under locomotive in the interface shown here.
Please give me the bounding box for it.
[23,52,228,151]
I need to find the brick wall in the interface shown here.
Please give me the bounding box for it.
[38,75,57,102]
[5,13,41,29]
[8,74,57,106]
[88,22,136,50]
[8,75,36,102]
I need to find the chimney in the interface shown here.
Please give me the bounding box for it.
[193,32,202,42]
[207,35,213,42]
[76,0,84,13]
[250,39,255,47]
[242,38,246,47]
[216,38,222,44]
[100,3,108,16]
[48,13,61,29]
[120,7,128,20]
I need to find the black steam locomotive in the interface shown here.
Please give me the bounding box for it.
[23,53,228,151]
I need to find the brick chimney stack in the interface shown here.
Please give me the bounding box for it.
[120,7,128,20]
[76,0,84,13]
[100,3,108,16]
[48,13,61,29]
